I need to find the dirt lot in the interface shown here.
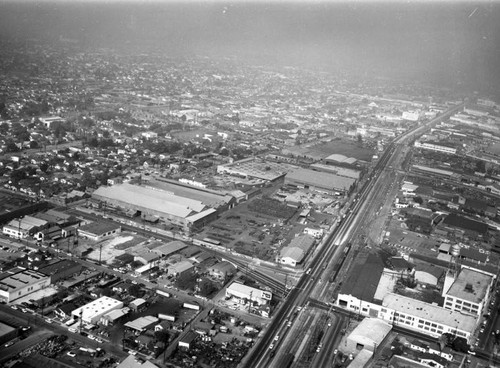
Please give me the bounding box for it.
[198,196,335,262]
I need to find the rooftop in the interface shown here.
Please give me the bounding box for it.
[0,269,49,291]
[71,296,123,321]
[286,168,355,191]
[93,183,206,218]
[78,221,121,236]
[383,293,477,333]
[445,267,493,303]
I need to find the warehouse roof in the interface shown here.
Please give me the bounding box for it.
[280,247,305,262]
[286,168,355,191]
[124,315,159,332]
[289,234,315,251]
[152,241,187,256]
[93,183,207,219]
[325,153,357,164]
[339,253,384,303]
[348,318,392,347]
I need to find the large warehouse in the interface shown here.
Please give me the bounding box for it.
[92,181,232,232]
[285,168,356,194]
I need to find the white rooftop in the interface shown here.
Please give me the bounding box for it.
[383,293,476,333]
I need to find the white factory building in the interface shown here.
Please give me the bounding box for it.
[71,296,124,325]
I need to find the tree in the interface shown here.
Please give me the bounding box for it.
[154,330,169,344]
[128,284,142,298]
[175,271,197,291]
[198,279,217,297]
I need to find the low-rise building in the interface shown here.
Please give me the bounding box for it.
[225,282,272,306]
[443,267,495,317]
[77,221,121,242]
[0,268,51,303]
[71,296,124,324]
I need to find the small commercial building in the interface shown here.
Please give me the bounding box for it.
[77,221,121,242]
[167,260,194,277]
[71,296,124,324]
[344,318,392,354]
[225,283,272,306]
[279,234,315,267]
[116,355,160,368]
[124,316,159,333]
[100,307,130,326]
[178,331,198,350]
[208,261,236,281]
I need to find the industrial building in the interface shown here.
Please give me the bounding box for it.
[2,216,48,239]
[442,267,495,317]
[0,268,51,303]
[71,296,124,325]
[279,234,315,267]
[285,168,355,195]
[225,282,272,306]
[217,157,293,182]
[344,318,392,354]
[92,182,228,232]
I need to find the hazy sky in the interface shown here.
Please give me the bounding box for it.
[1,1,499,92]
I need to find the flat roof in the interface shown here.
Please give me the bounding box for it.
[0,269,49,291]
[151,241,188,256]
[383,293,477,333]
[38,259,81,276]
[71,296,123,321]
[446,267,493,303]
[340,253,385,303]
[78,221,121,236]
[148,178,232,208]
[15,286,59,305]
[93,183,205,218]
[0,321,15,337]
[124,315,159,331]
[309,163,361,179]
[286,168,355,191]
[218,157,293,181]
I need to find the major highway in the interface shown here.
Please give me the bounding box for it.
[242,101,467,368]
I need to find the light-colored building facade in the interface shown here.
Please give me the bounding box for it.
[442,266,495,317]
[225,282,272,306]
[0,268,51,303]
[71,296,124,324]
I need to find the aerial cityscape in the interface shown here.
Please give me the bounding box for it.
[0,1,500,368]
